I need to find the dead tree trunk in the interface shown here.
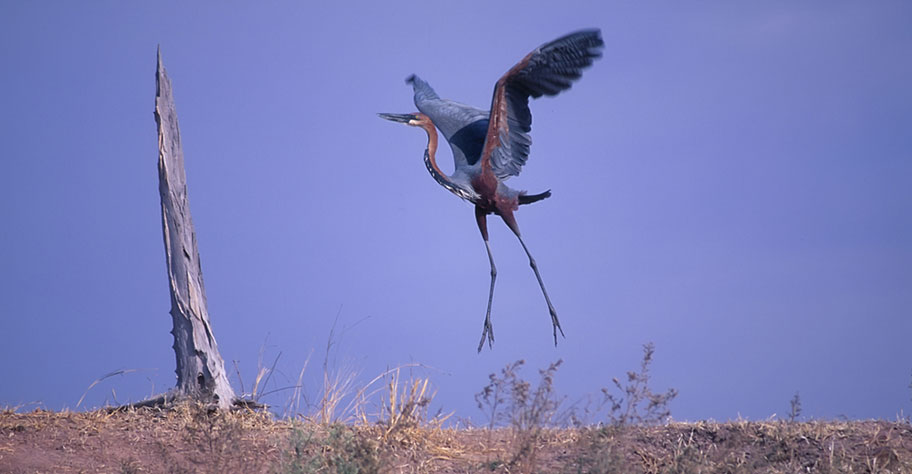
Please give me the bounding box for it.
[154,48,235,409]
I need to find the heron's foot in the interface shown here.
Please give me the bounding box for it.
[549,307,564,346]
[477,316,495,353]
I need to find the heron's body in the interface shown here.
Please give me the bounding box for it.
[380,29,604,351]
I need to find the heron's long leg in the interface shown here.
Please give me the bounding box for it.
[476,207,496,352]
[502,213,564,346]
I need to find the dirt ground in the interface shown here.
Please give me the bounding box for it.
[2,404,911,473]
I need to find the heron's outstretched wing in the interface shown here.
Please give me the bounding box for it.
[481,29,604,180]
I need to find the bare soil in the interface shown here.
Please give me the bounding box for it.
[2,404,911,473]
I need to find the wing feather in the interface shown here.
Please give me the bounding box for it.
[481,29,604,180]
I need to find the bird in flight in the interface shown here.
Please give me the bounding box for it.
[380,29,604,352]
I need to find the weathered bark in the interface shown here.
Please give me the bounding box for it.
[154,48,235,409]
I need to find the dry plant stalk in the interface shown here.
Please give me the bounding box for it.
[602,342,677,426]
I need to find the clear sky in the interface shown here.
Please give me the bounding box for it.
[1,1,910,422]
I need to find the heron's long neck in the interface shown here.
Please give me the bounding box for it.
[421,125,458,193]
[422,124,445,183]
[421,124,477,202]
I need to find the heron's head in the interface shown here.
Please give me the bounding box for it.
[378,112,431,128]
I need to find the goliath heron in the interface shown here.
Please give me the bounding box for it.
[380,29,604,352]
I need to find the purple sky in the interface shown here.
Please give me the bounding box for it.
[2,2,911,422]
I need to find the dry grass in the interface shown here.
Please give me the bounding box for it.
[6,344,910,472]
[2,405,911,473]
[0,403,281,473]
[570,419,912,473]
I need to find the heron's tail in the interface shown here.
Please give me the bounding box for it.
[518,189,551,205]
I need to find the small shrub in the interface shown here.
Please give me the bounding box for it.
[475,361,519,430]
[601,342,677,426]
[476,359,563,472]
[279,423,380,474]
[788,391,802,423]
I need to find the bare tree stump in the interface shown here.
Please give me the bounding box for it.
[154,48,235,409]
